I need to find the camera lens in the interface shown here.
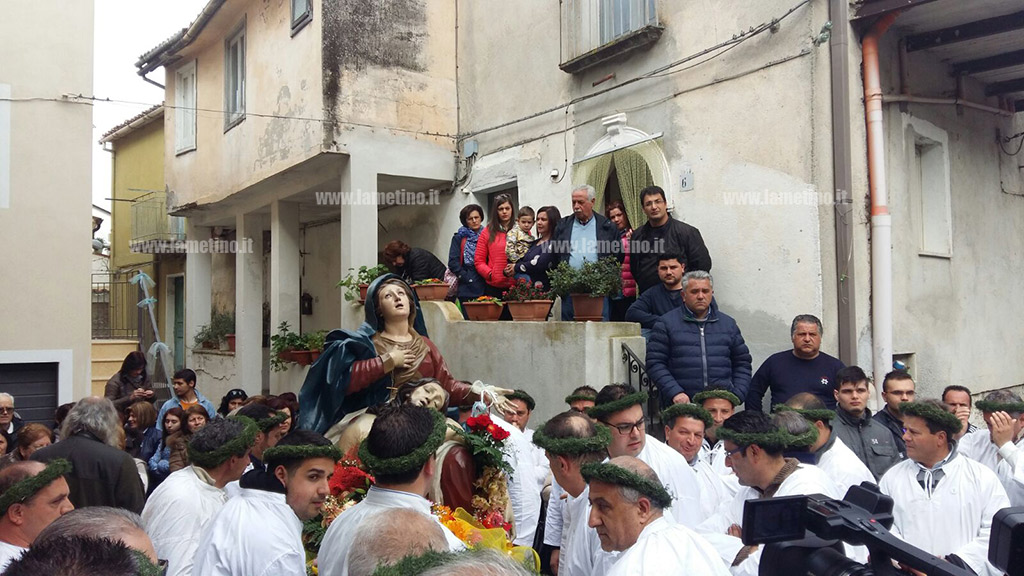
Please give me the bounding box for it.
[806,547,874,576]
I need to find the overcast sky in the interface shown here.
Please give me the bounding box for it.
[92,0,208,209]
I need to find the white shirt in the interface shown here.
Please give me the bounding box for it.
[492,414,542,546]
[637,437,704,527]
[697,463,841,576]
[543,479,566,547]
[318,486,466,576]
[142,466,228,576]
[608,516,729,576]
[193,488,304,576]
[561,484,617,576]
[0,541,26,571]
[700,439,731,476]
[958,428,1024,506]
[691,458,731,520]
[817,436,875,497]
[879,453,1009,576]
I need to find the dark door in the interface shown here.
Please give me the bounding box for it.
[0,363,58,424]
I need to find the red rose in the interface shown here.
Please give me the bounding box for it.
[488,423,510,441]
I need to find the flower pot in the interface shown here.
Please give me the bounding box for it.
[570,294,605,322]
[358,284,369,304]
[226,334,236,352]
[462,301,504,321]
[506,300,553,321]
[413,283,448,301]
[310,349,321,363]
[291,350,314,366]
[201,340,217,350]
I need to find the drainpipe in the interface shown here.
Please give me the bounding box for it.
[829,0,857,367]
[862,12,899,401]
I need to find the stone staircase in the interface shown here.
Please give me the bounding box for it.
[90,339,139,397]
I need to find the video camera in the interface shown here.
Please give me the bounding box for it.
[741,483,1024,576]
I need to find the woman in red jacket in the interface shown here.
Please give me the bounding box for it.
[474,193,516,298]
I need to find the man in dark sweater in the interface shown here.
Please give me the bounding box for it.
[873,370,915,457]
[745,315,845,411]
[629,186,712,294]
[625,253,685,336]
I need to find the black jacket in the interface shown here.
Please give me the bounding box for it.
[872,407,907,457]
[396,247,447,283]
[32,432,145,513]
[630,217,712,293]
[550,212,623,265]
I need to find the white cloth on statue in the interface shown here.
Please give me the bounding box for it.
[318,486,465,576]
[491,413,542,546]
[692,458,732,520]
[958,429,1024,507]
[0,541,26,571]
[142,466,228,576]
[817,436,875,496]
[637,437,704,527]
[561,484,617,576]
[608,516,729,576]
[697,463,841,576]
[879,454,1008,576]
[544,479,566,547]
[193,488,304,576]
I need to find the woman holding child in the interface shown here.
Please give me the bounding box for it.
[515,206,562,290]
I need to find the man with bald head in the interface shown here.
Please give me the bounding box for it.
[584,456,727,576]
[346,508,450,576]
[0,459,74,569]
[35,506,157,564]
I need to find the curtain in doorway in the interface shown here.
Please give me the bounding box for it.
[584,153,614,212]
[611,147,653,230]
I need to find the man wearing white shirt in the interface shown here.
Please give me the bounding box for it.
[694,387,740,476]
[142,417,257,576]
[583,457,728,576]
[696,410,841,576]
[0,460,74,570]
[661,403,731,518]
[194,430,342,576]
[532,410,616,576]
[781,393,874,495]
[880,400,1008,576]
[318,405,465,576]
[589,384,704,527]
[958,390,1024,506]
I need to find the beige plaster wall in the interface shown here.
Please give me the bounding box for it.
[0,0,95,401]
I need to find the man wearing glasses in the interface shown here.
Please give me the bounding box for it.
[587,384,705,528]
[0,394,24,450]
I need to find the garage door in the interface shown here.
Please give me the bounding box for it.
[0,362,58,424]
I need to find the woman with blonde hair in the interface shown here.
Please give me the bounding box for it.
[0,423,53,468]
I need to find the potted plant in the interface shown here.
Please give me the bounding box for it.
[270,322,306,371]
[461,295,504,321]
[193,311,235,350]
[412,278,448,301]
[548,257,622,321]
[337,264,389,303]
[304,330,328,363]
[501,279,554,321]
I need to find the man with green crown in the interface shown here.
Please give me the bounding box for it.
[588,384,704,527]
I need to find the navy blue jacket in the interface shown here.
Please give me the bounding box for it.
[646,300,752,406]
[550,212,623,265]
[515,240,560,289]
[448,234,485,299]
[625,284,682,329]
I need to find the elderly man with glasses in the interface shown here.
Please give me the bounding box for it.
[0,394,24,451]
[587,384,705,527]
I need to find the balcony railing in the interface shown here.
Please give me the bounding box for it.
[622,341,664,441]
[131,190,186,253]
[561,0,663,74]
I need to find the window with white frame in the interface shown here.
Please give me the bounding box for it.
[600,0,657,45]
[905,115,952,257]
[561,0,660,71]
[174,61,196,153]
[291,0,312,35]
[224,21,246,130]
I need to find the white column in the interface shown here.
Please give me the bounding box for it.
[236,212,264,396]
[339,155,378,329]
[270,200,301,394]
[184,221,212,369]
